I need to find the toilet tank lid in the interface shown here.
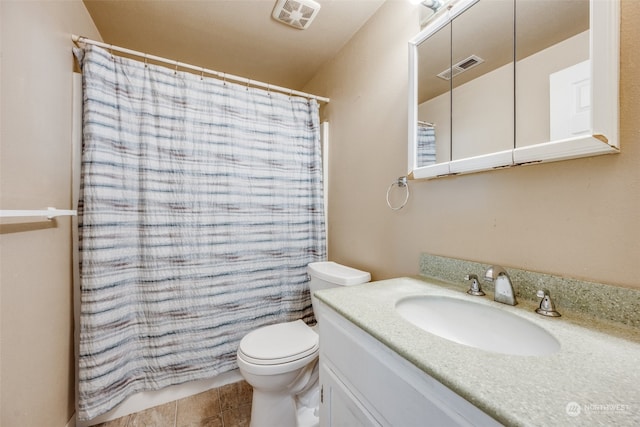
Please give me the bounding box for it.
[307,261,371,286]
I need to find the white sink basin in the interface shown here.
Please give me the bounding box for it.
[395,295,560,356]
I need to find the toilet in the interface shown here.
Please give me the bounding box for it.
[236,261,371,427]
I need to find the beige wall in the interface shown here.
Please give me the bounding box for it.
[0,1,101,426]
[304,0,640,290]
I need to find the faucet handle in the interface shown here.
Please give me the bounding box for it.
[465,274,485,296]
[535,289,561,317]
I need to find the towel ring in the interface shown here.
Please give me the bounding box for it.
[386,176,409,211]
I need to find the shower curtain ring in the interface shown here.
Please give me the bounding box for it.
[143,53,148,68]
[246,79,251,91]
[109,45,115,60]
[201,67,205,80]
[174,61,179,75]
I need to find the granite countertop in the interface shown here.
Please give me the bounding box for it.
[315,276,640,426]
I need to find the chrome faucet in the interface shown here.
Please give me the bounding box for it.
[484,265,517,306]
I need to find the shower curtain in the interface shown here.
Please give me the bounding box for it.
[75,45,326,421]
[416,123,436,167]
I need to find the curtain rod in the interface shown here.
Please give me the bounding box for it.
[71,35,330,104]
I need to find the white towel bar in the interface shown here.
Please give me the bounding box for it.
[0,207,77,219]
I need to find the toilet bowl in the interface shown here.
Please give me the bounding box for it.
[237,262,371,427]
[237,320,320,427]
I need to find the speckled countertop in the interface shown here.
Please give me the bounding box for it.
[315,276,640,426]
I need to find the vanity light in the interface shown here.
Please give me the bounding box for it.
[409,0,453,29]
[409,0,445,12]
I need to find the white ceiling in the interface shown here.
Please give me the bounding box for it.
[82,0,386,91]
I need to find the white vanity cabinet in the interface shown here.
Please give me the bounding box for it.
[317,302,502,427]
[319,363,382,427]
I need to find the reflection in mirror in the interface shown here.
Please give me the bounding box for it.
[416,22,451,167]
[417,0,454,29]
[515,0,590,148]
[408,0,618,180]
[451,0,514,160]
[416,122,437,167]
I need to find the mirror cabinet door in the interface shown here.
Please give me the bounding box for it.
[515,0,590,148]
[451,0,514,161]
[415,22,451,169]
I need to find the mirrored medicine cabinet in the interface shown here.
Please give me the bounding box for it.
[408,0,619,180]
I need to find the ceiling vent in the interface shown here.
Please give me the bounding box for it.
[437,55,485,80]
[272,0,321,30]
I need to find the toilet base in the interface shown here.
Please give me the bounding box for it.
[249,386,319,427]
[249,388,297,427]
[296,399,320,427]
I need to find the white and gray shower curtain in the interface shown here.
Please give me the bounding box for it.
[75,45,326,420]
[416,123,436,167]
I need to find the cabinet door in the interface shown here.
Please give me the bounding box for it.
[318,302,502,427]
[319,362,381,427]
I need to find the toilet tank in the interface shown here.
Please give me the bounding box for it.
[307,262,371,318]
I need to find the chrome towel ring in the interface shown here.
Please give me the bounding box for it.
[386,176,409,211]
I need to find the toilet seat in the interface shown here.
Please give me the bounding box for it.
[238,320,319,366]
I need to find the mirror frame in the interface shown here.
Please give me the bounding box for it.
[408,0,619,180]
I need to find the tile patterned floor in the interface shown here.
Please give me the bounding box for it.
[93,381,252,427]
